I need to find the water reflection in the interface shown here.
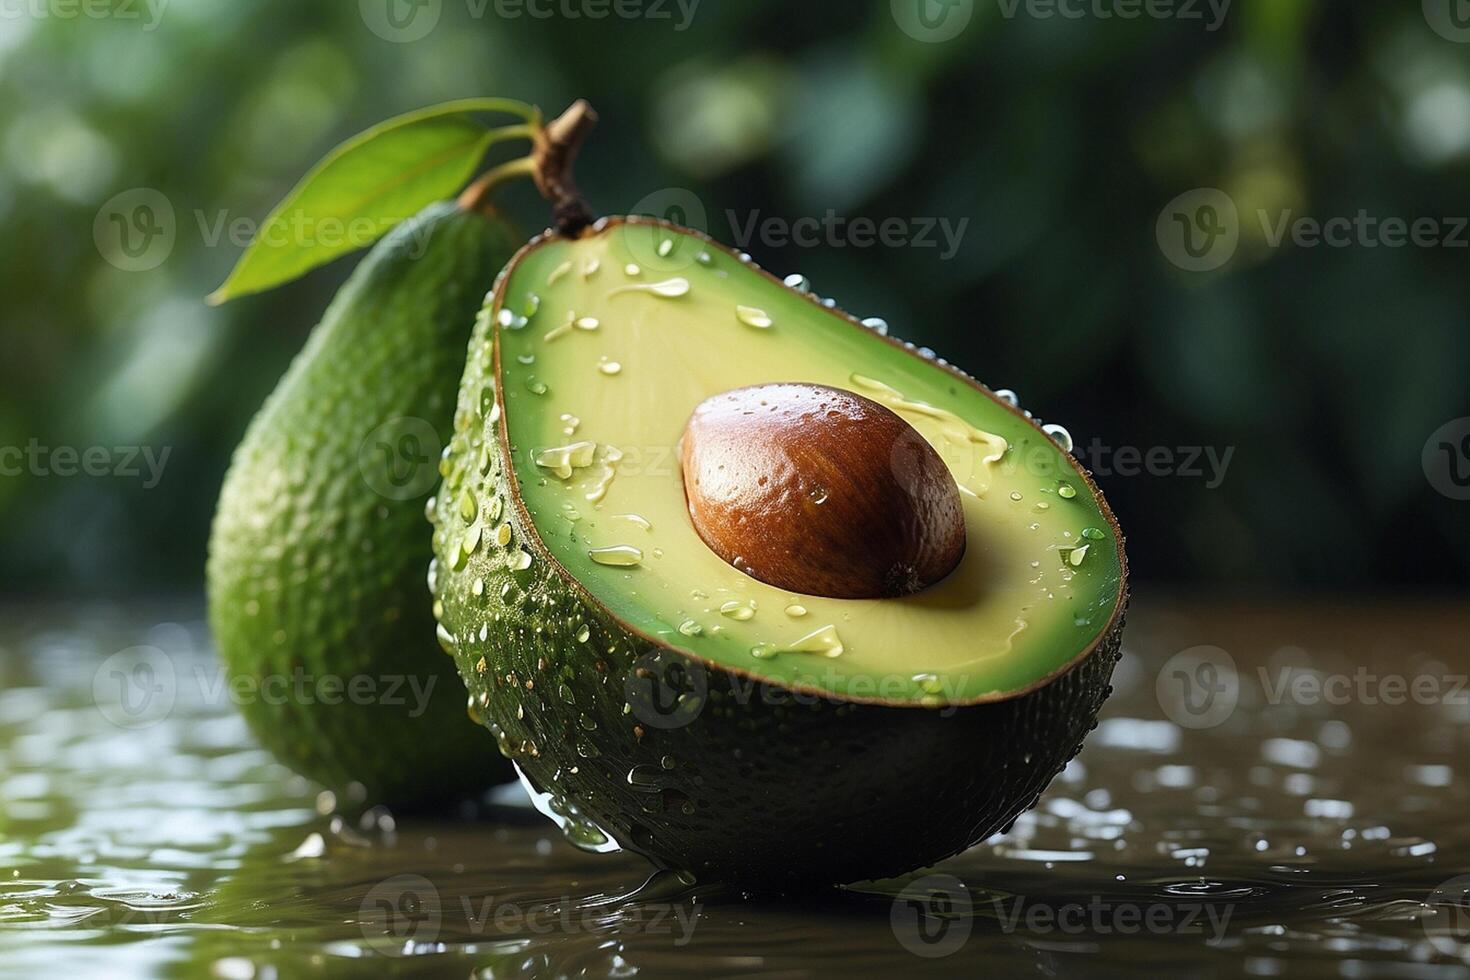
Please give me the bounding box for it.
[0,602,1467,977]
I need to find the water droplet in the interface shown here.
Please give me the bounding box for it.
[424,495,438,525]
[462,524,483,556]
[486,497,503,523]
[472,577,485,597]
[1082,526,1105,541]
[614,513,652,531]
[677,619,704,637]
[547,260,572,285]
[459,492,477,523]
[560,413,581,436]
[1010,491,1023,501]
[598,359,622,376]
[861,316,889,336]
[512,549,533,571]
[913,673,944,694]
[736,305,773,329]
[575,316,600,331]
[1058,483,1078,500]
[576,625,591,643]
[1062,544,1090,567]
[436,623,456,653]
[517,353,536,365]
[783,273,811,292]
[521,293,541,318]
[784,603,808,618]
[657,237,674,257]
[807,485,829,505]
[610,277,690,299]
[1043,423,1074,453]
[589,545,643,567]
[525,376,548,395]
[534,441,597,480]
[695,251,712,265]
[494,523,512,547]
[624,262,641,276]
[994,388,1019,407]
[719,599,756,621]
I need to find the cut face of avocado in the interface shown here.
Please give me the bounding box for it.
[491,223,1122,704]
[431,216,1127,885]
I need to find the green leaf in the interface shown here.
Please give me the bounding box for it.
[208,98,538,304]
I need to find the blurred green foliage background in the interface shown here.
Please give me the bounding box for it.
[1,0,1467,595]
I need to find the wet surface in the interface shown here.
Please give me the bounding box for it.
[1,599,1468,978]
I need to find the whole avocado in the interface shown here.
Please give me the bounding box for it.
[208,201,519,808]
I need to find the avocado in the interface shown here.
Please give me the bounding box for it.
[209,201,521,808]
[430,217,1128,884]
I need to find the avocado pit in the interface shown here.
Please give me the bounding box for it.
[679,382,966,599]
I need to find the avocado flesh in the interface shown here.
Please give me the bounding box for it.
[208,201,520,808]
[492,222,1122,703]
[432,218,1127,884]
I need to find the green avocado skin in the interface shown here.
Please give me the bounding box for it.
[208,201,520,808]
[430,243,1127,886]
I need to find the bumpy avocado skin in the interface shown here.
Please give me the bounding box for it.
[208,202,520,808]
[431,228,1128,885]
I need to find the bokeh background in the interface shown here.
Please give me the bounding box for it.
[2,0,1468,596]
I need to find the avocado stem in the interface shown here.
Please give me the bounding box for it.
[531,99,598,236]
[457,156,537,216]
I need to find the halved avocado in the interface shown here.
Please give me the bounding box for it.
[430,217,1128,886]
